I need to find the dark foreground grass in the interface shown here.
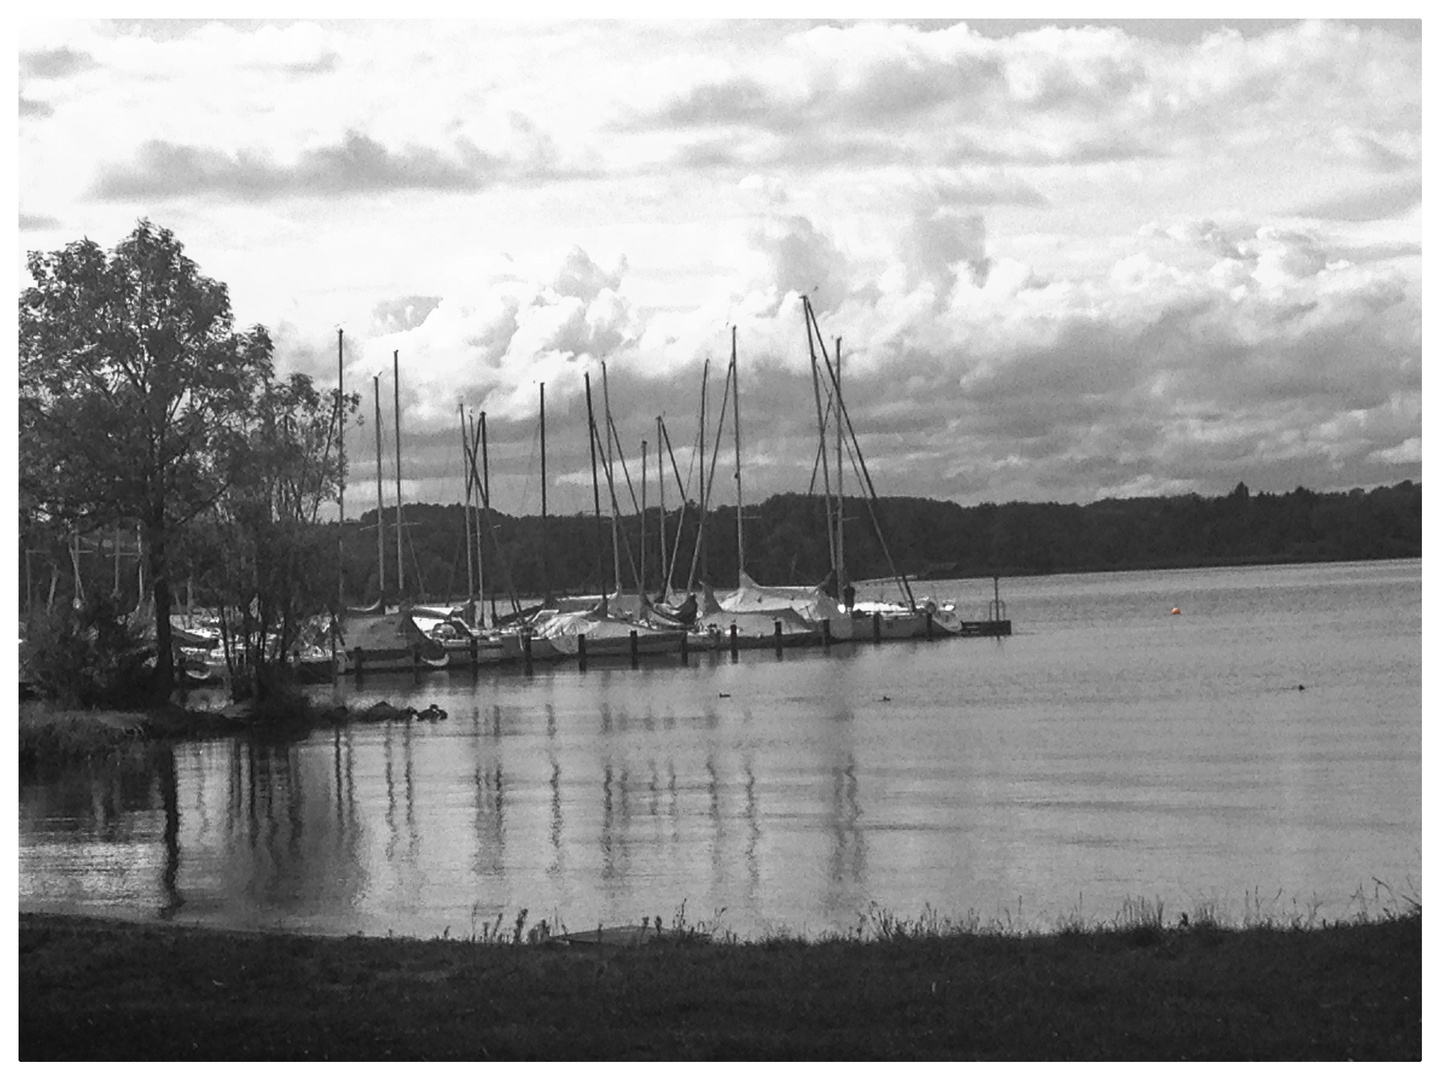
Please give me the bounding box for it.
[19,911,1419,1060]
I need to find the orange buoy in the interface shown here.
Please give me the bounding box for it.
[1171,607,1182,615]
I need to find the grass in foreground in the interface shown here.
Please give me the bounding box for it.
[19,904,1419,1060]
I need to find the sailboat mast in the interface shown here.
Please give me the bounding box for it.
[373,373,386,605]
[480,410,499,626]
[811,308,918,611]
[835,335,846,596]
[470,411,485,629]
[656,417,666,602]
[539,383,550,599]
[640,438,648,597]
[393,350,404,599]
[460,404,474,615]
[693,358,709,589]
[601,361,622,595]
[802,297,837,578]
[732,326,744,581]
[661,418,690,598]
[337,329,345,612]
[584,373,605,593]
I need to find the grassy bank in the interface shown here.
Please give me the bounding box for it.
[19,909,1419,1060]
[16,696,338,767]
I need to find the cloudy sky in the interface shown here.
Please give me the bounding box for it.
[17,17,1422,519]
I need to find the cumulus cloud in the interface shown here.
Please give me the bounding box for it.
[333,247,637,430]
[904,209,991,297]
[19,19,1420,509]
[300,198,1419,511]
[744,216,848,317]
[373,296,443,335]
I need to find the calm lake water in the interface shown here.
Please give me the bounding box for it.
[18,560,1421,939]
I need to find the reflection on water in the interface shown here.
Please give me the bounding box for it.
[18,561,1422,939]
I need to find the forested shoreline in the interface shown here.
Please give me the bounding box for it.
[28,477,1419,618]
[324,479,1420,604]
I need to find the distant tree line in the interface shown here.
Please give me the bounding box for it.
[318,479,1420,606]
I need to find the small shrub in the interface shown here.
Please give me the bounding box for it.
[22,596,154,708]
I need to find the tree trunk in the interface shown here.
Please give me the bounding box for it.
[146,517,175,702]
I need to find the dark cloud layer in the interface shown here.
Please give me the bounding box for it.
[21,46,97,79]
[89,127,603,202]
[19,213,60,231]
[91,132,505,202]
[1290,177,1421,222]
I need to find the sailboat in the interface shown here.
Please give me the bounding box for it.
[529,364,687,659]
[336,360,449,673]
[696,326,848,649]
[799,296,958,641]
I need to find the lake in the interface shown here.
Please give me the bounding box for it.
[18,559,1421,940]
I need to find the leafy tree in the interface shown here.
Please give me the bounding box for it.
[192,373,356,701]
[20,220,273,700]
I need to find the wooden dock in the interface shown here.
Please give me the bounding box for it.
[958,619,1012,637]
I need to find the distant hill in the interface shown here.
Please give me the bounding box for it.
[333,480,1420,604]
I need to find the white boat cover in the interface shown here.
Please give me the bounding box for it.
[712,571,847,625]
[339,610,447,660]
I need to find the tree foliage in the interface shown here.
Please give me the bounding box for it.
[20,220,274,698]
[188,374,357,700]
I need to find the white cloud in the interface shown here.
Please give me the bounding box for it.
[17,19,1421,509]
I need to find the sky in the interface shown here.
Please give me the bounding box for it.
[15,15,1424,520]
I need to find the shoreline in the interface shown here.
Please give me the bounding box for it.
[20,909,1420,1060]
[16,696,399,766]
